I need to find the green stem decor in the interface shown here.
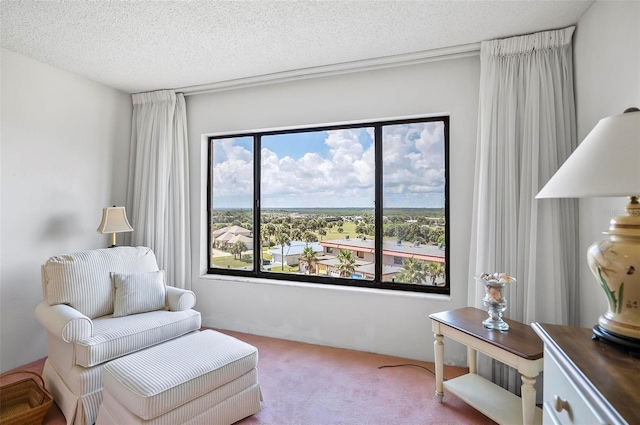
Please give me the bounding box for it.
[597,266,624,314]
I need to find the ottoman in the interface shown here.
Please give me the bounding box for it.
[95,330,261,425]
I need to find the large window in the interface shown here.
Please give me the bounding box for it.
[208,116,449,294]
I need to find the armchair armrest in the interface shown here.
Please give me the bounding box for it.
[35,301,93,343]
[166,286,196,311]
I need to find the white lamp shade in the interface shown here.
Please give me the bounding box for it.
[97,207,133,234]
[536,111,640,198]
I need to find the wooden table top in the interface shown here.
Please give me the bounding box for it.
[430,307,543,360]
[536,323,640,424]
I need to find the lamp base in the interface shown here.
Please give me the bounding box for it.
[587,197,640,343]
[592,325,640,357]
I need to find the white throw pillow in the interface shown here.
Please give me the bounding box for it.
[111,270,167,317]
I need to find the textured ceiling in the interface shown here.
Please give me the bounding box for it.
[1,0,594,94]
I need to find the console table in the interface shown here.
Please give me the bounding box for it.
[430,307,543,425]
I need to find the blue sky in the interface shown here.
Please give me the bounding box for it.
[212,122,445,209]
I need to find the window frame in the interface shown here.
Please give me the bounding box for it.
[207,116,450,295]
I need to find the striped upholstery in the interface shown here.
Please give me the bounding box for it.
[62,315,93,342]
[76,309,201,367]
[42,357,104,425]
[97,373,261,425]
[35,303,93,343]
[43,247,159,319]
[36,246,202,425]
[46,348,104,396]
[101,330,260,421]
[112,270,167,317]
[166,286,196,311]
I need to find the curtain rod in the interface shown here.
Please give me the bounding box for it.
[180,42,481,96]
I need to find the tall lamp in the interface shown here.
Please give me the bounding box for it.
[536,108,640,347]
[97,206,133,247]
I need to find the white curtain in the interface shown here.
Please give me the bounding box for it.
[468,27,579,392]
[127,90,191,289]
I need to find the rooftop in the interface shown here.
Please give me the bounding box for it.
[268,241,323,257]
[320,238,445,259]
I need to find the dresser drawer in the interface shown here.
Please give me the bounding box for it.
[533,323,635,425]
[543,349,604,425]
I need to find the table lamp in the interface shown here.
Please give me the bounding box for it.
[536,108,640,346]
[97,206,133,247]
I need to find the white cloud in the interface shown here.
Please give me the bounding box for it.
[214,137,252,163]
[213,122,445,208]
[382,122,445,203]
[259,129,375,207]
[212,138,253,204]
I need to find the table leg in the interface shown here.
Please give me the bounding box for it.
[521,374,537,425]
[434,333,444,402]
[467,346,477,374]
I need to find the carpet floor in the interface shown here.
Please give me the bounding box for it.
[5,330,495,424]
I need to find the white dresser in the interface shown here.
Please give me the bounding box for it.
[532,323,639,425]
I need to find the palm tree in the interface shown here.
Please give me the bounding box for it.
[260,226,269,248]
[427,262,445,285]
[318,228,326,241]
[290,228,302,242]
[303,231,317,246]
[355,221,367,236]
[300,246,318,274]
[260,225,275,266]
[265,223,276,247]
[396,258,427,284]
[336,250,356,278]
[309,218,322,232]
[366,224,375,237]
[230,241,247,260]
[315,219,326,237]
[274,226,291,272]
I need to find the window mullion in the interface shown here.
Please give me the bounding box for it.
[374,125,383,283]
[254,135,261,276]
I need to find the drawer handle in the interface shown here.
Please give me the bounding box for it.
[553,395,569,412]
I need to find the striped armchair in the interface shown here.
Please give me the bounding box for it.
[34,247,201,425]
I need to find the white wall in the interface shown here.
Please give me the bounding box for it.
[574,1,640,328]
[187,56,480,364]
[0,49,132,372]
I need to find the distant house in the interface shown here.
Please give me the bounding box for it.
[314,253,402,280]
[351,263,404,281]
[316,256,370,278]
[319,238,445,282]
[212,225,253,251]
[320,238,445,266]
[299,252,333,274]
[268,241,323,267]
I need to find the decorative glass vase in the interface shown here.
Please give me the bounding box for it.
[476,275,516,331]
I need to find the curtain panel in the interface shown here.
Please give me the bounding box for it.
[469,26,579,326]
[127,90,191,289]
[468,26,579,397]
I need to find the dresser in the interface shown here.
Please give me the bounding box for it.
[532,323,640,425]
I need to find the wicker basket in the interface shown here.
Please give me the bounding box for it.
[0,370,53,425]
